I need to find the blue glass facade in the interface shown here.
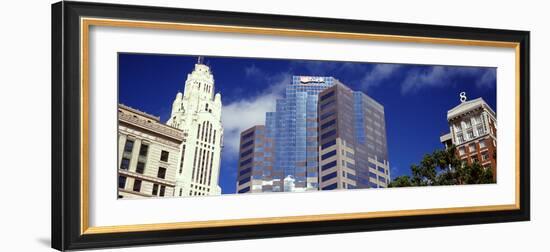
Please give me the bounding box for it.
[237,76,389,193]
[237,76,335,193]
[270,76,335,192]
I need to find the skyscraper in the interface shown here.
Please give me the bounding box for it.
[167,57,224,196]
[237,76,390,193]
[317,83,390,190]
[236,125,267,194]
[236,76,336,193]
[440,95,497,181]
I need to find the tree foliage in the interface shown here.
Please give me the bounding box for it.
[389,146,494,188]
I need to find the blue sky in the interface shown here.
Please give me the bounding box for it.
[119,53,496,194]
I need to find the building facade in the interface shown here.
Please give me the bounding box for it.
[166,57,224,196]
[317,83,390,190]
[236,76,390,193]
[118,104,186,199]
[236,76,336,193]
[440,96,497,181]
[236,125,267,193]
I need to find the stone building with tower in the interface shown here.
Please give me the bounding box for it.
[166,57,224,196]
[440,93,497,181]
[117,104,186,199]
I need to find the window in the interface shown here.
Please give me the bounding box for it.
[157,167,167,179]
[240,149,253,158]
[118,176,126,189]
[159,185,165,197]
[481,151,489,161]
[321,129,336,139]
[469,143,476,152]
[455,124,462,132]
[238,177,251,185]
[179,188,183,196]
[472,116,479,125]
[471,155,479,163]
[320,100,335,110]
[322,183,338,190]
[322,171,337,182]
[456,133,464,144]
[124,139,134,153]
[239,167,252,176]
[321,160,337,171]
[464,120,471,128]
[320,90,334,100]
[160,150,169,162]
[320,110,335,120]
[238,187,250,193]
[152,184,158,195]
[479,140,487,149]
[240,158,252,167]
[241,140,254,148]
[120,158,130,170]
[321,140,336,149]
[136,162,145,174]
[476,125,485,136]
[320,119,336,130]
[467,129,474,139]
[242,131,254,140]
[458,147,466,156]
[133,180,142,192]
[321,150,337,160]
[138,144,148,156]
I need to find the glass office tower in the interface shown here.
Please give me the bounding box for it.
[236,76,335,193]
[318,83,390,190]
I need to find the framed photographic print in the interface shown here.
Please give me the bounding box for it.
[51,1,530,251]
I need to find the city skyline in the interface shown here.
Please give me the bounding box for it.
[119,53,497,194]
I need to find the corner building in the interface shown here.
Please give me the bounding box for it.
[117,104,186,199]
[167,57,223,196]
[318,83,390,190]
[440,97,497,181]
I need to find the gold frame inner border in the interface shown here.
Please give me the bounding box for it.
[80,17,522,235]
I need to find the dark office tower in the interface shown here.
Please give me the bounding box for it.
[236,125,268,193]
[317,83,390,190]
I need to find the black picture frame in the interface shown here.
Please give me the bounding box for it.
[52,1,530,251]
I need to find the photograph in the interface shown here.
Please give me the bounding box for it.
[47,1,533,250]
[117,54,497,199]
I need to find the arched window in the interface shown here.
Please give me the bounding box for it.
[205,103,209,111]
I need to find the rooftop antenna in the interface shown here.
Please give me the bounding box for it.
[197,56,204,64]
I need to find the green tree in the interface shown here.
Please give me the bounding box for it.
[389,145,494,187]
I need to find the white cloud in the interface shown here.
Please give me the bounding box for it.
[221,72,290,157]
[361,64,402,90]
[400,66,496,95]
[476,69,497,89]
[244,64,263,78]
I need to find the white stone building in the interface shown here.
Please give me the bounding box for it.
[118,104,186,199]
[167,57,223,196]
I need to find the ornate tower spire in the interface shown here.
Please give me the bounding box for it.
[197,56,204,65]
